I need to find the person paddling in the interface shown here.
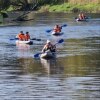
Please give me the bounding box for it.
[16,31,26,41]
[42,40,56,53]
[16,31,23,38]
[53,25,62,33]
[25,32,30,41]
[81,13,86,19]
[78,12,86,20]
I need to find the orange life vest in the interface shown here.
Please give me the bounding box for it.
[18,33,25,41]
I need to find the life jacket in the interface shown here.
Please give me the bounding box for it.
[54,27,61,33]
[81,14,85,19]
[78,14,83,19]
[25,34,30,41]
[18,34,25,41]
[43,43,56,52]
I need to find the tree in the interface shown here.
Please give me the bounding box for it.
[0,0,10,10]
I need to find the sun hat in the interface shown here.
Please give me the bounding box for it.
[46,40,50,43]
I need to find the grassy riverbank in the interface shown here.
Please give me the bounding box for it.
[1,3,100,13]
[39,3,100,13]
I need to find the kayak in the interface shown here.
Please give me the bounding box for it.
[75,16,89,22]
[51,31,64,36]
[76,18,87,22]
[16,40,33,45]
[40,50,56,59]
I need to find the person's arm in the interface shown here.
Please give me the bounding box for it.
[53,45,56,50]
[51,44,56,52]
[53,27,57,31]
[42,45,46,52]
[28,34,30,39]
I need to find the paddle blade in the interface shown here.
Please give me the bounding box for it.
[31,38,36,40]
[34,53,41,58]
[61,24,67,27]
[10,39,15,40]
[58,39,64,43]
[36,39,41,41]
[10,38,18,40]
[46,29,52,33]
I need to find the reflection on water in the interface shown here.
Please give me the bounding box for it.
[40,58,64,75]
[0,13,100,99]
[16,43,31,58]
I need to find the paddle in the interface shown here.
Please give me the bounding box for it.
[10,38,18,40]
[33,39,64,58]
[10,38,41,41]
[46,24,67,33]
[31,38,41,41]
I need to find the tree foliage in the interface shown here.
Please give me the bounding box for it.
[0,0,10,10]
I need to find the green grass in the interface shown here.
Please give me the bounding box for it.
[7,6,14,11]
[39,3,100,13]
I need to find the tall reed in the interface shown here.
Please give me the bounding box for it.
[68,0,100,4]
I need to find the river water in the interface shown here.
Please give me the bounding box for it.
[0,12,100,100]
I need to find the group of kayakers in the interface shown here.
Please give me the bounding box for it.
[16,31,30,41]
[16,24,62,53]
[16,12,89,58]
[42,24,62,53]
[16,12,86,54]
[42,12,87,53]
[16,12,86,53]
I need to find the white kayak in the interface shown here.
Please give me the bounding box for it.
[51,31,64,36]
[76,18,87,22]
[40,50,56,59]
[16,40,33,45]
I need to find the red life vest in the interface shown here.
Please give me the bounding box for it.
[54,27,61,33]
[25,34,30,41]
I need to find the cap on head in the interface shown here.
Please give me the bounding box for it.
[20,31,23,33]
[55,25,59,28]
[46,40,50,43]
[26,32,29,34]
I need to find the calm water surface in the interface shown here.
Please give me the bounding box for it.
[0,13,100,100]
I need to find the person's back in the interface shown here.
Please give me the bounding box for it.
[78,13,82,20]
[19,33,26,41]
[16,31,24,41]
[25,32,30,41]
[17,31,26,41]
[81,13,85,19]
[16,31,23,38]
[78,13,86,19]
